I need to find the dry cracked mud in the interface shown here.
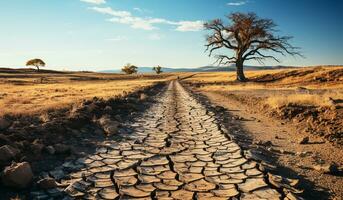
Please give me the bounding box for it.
[31,81,297,200]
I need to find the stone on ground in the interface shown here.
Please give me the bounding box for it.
[2,162,33,188]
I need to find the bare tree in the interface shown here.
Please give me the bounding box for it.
[122,63,138,74]
[152,65,163,74]
[26,58,46,72]
[205,12,302,81]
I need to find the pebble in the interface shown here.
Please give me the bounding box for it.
[45,145,56,155]
[2,162,33,188]
[0,145,19,162]
[37,177,58,189]
[54,144,71,154]
[0,117,11,130]
[299,136,309,144]
[313,163,338,174]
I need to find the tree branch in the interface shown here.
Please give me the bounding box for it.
[213,55,236,66]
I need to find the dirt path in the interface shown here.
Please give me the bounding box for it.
[190,90,343,200]
[30,81,299,199]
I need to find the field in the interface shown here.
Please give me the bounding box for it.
[0,68,174,116]
[183,66,343,142]
[0,66,342,199]
[183,66,343,106]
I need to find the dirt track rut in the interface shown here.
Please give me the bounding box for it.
[35,81,284,199]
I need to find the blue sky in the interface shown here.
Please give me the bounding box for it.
[0,0,342,71]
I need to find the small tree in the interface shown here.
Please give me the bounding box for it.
[121,63,138,74]
[152,65,163,74]
[26,58,46,72]
[205,12,302,82]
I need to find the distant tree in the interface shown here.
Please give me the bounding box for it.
[26,58,46,72]
[121,63,138,74]
[152,65,163,74]
[204,12,303,82]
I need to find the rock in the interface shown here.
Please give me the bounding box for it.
[284,191,305,200]
[0,118,11,130]
[296,151,310,157]
[298,136,309,144]
[68,109,90,129]
[0,145,19,163]
[124,103,140,111]
[62,161,81,171]
[103,124,119,135]
[296,86,308,92]
[114,114,122,122]
[263,140,273,146]
[37,177,58,189]
[0,134,10,146]
[140,93,147,101]
[268,173,300,192]
[117,128,129,134]
[84,103,98,113]
[31,140,44,156]
[14,141,25,149]
[259,161,277,172]
[98,115,112,126]
[98,115,119,135]
[49,169,65,180]
[259,140,273,146]
[127,97,138,104]
[104,106,112,112]
[71,129,81,135]
[45,146,55,155]
[64,180,89,197]
[39,113,50,123]
[232,116,239,120]
[244,149,266,162]
[54,144,71,154]
[94,128,105,135]
[2,162,33,188]
[313,163,338,174]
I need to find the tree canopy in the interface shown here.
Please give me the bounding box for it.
[204,12,302,81]
[122,63,138,74]
[152,65,163,74]
[26,58,46,71]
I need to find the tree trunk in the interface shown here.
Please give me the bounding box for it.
[35,65,40,72]
[235,61,246,82]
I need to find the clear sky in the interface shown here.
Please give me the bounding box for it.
[0,0,342,71]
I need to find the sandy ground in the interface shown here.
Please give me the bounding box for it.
[196,90,343,199]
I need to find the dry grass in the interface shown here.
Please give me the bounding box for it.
[0,70,175,116]
[183,66,343,108]
[266,92,343,108]
[1,66,342,116]
[184,66,343,89]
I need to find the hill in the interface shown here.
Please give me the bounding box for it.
[99,65,299,73]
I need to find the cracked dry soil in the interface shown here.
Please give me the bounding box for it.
[31,81,298,200]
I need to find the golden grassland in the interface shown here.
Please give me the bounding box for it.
[0,70,175,116]
[183,66,343,108]
[1,66,342,116]
[266,93,343,108]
